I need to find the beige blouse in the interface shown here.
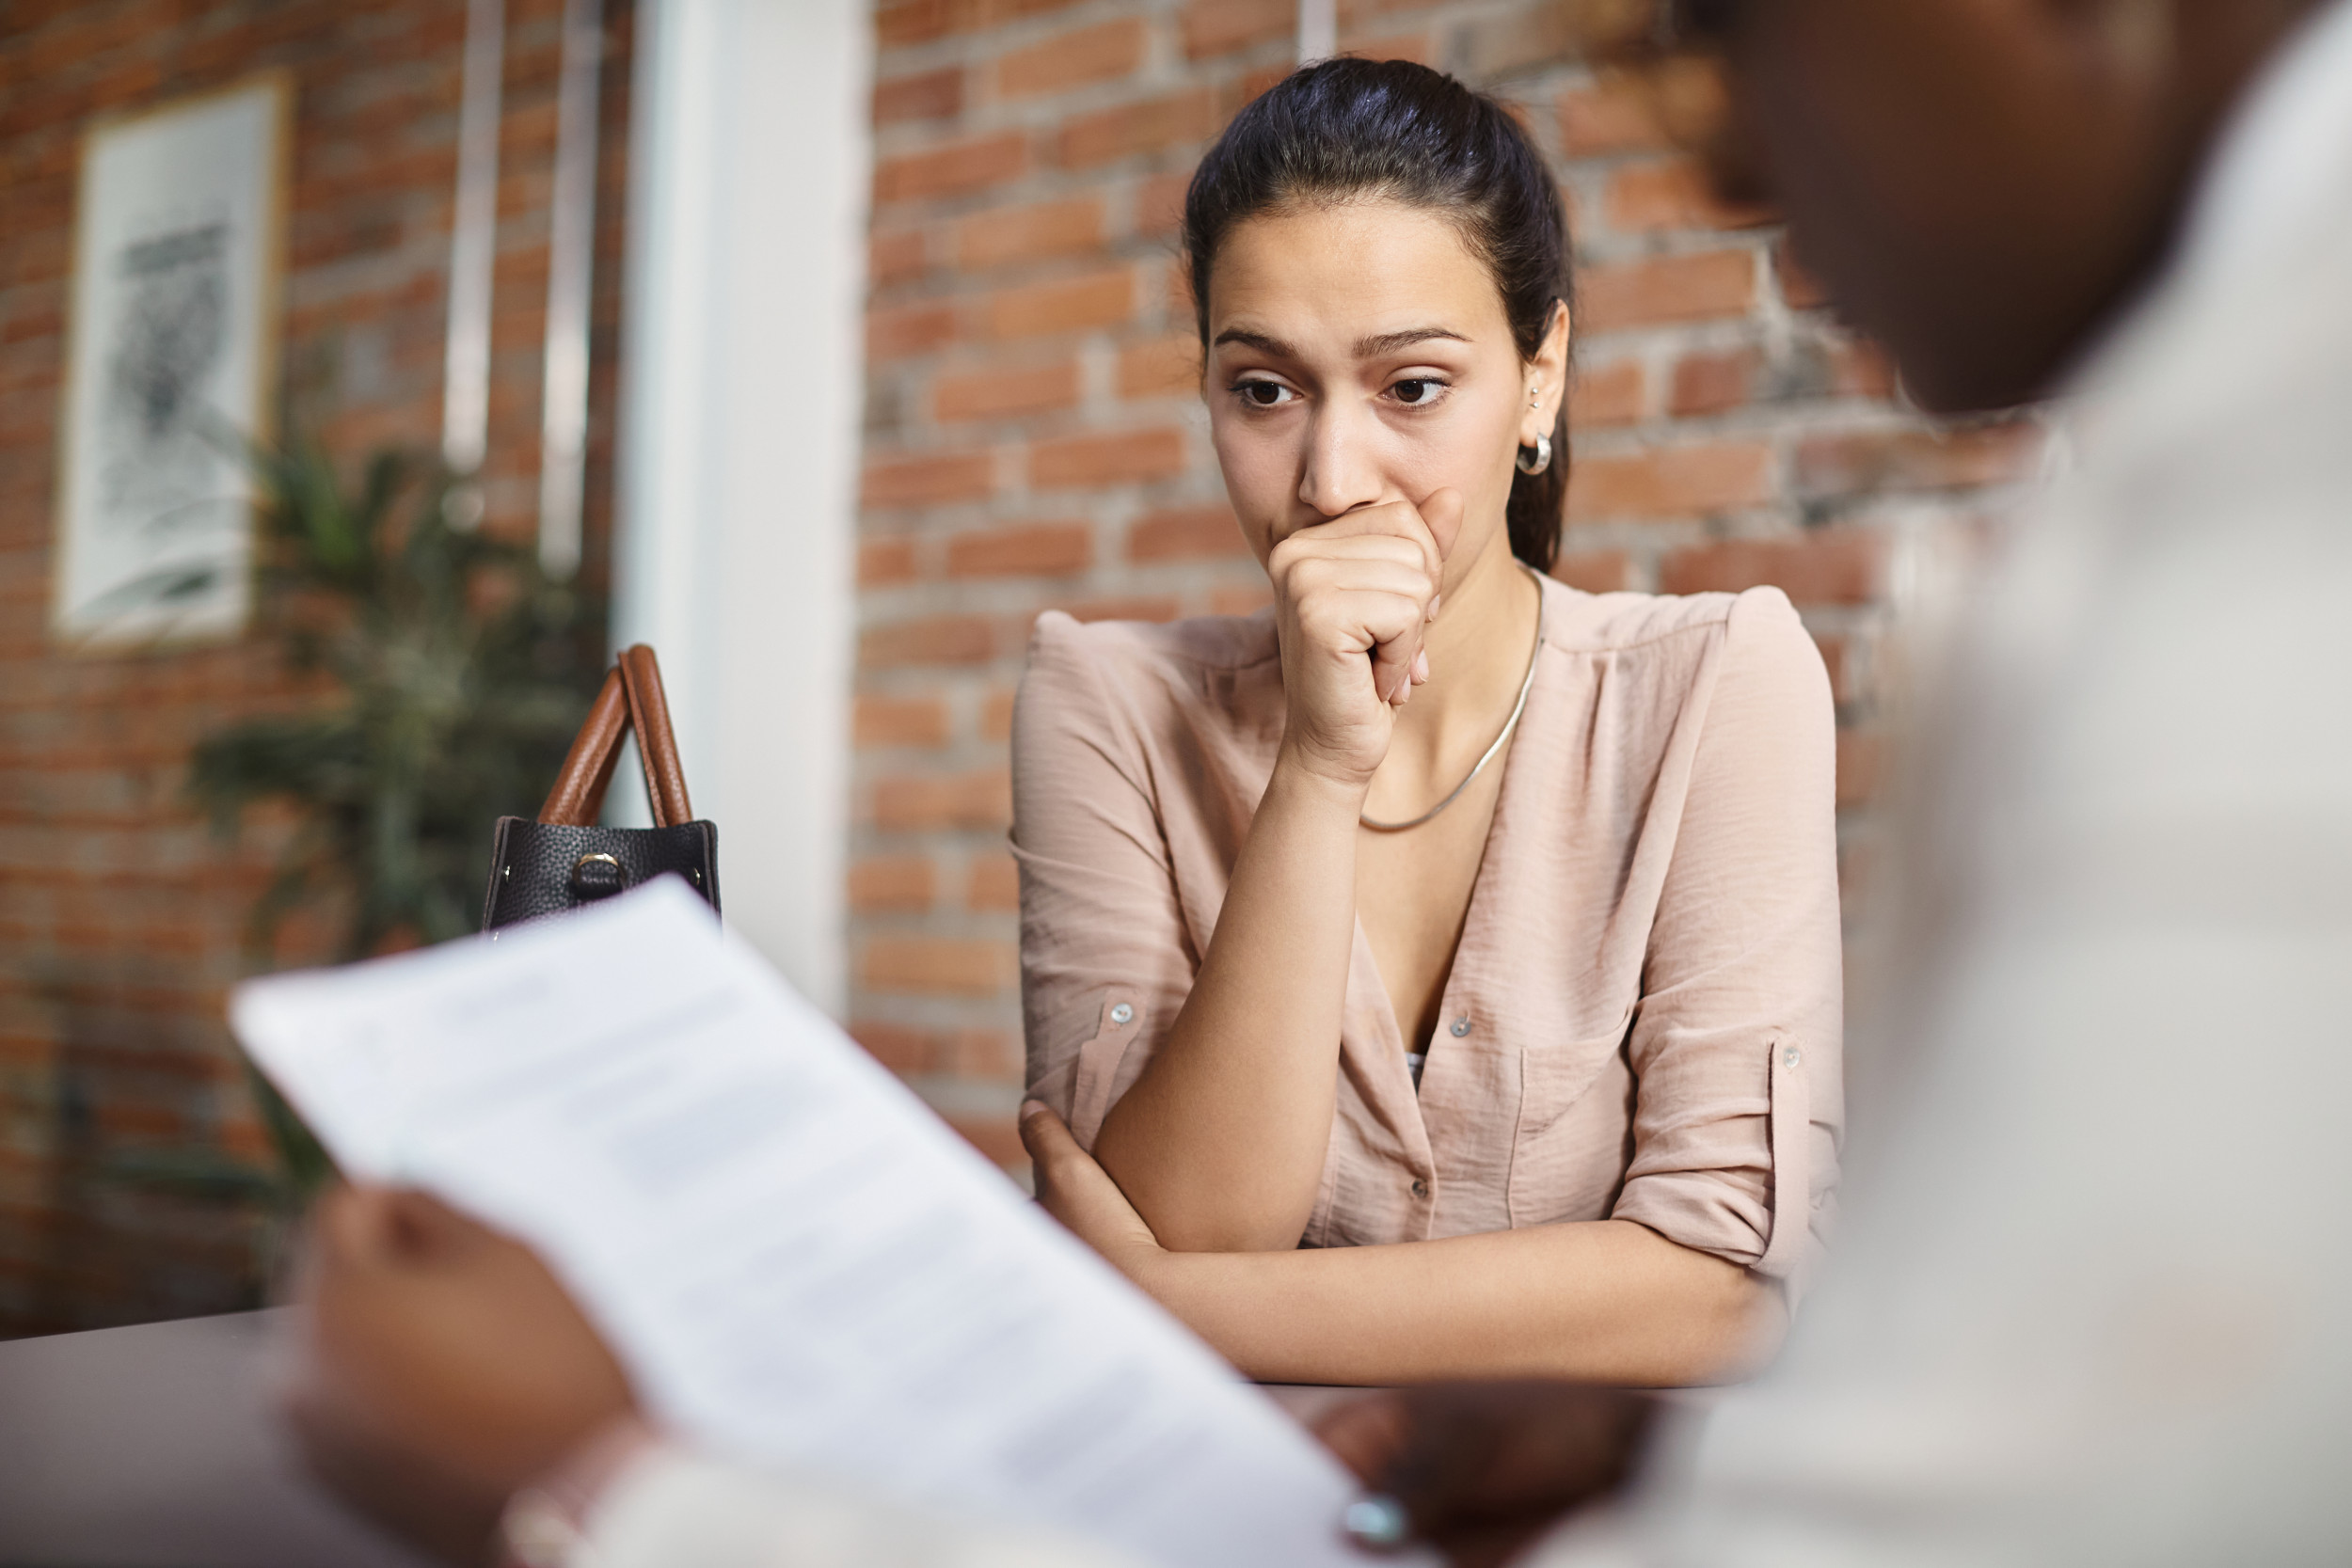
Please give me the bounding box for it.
[1012,577,1843,1285]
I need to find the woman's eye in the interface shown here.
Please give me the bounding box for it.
[1236,380,1295,408]
[1390,378,1445,405]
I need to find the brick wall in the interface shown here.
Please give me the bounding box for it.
[853,0,2042,1168]
[0,0,633,1334]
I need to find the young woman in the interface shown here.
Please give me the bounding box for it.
[1012,59,1842,1387]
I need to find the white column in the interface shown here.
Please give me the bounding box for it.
[613,0,868,1013]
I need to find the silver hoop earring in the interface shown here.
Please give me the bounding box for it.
[1516,432,1552,476]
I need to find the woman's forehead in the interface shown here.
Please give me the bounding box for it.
[1205,200,1505,349]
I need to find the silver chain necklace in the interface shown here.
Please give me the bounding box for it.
[1359,565,1545,832]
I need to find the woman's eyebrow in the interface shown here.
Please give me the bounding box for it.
[1209,326,1470,358]
[1355,326,1468,356]
[1211,327,1294,356]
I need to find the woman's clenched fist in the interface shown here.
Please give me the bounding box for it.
[1267,488,1463,790]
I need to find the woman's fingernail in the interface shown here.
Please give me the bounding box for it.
[1411,650,1429,684]
[1425,594,1441,623]
[1342,1496,1412,1551]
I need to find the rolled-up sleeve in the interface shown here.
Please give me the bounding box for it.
[1610,587,1845,1289]
[1012,613,1201,1148]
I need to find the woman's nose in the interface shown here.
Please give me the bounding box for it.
[1296,401,1385,518]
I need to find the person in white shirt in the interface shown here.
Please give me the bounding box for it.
[1316,0,2352,1562]
[280,0,2352,1562]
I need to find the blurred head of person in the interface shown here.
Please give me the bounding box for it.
[1183,58,1573,588]
[1666,0,2332,411]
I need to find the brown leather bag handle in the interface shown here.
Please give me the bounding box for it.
[536,644,694,827]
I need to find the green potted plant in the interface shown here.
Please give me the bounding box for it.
[136,443,602,1216]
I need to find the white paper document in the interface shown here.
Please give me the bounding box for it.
[232,878,1387,1568]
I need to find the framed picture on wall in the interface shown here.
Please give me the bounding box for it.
[51,73,290,649]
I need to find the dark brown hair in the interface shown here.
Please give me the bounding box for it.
[1182,58,1573,572]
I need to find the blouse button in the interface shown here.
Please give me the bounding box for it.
[1782,1045,1801,1068]
[1410,1179,1428,1198]
[1110,1003,1135,1025]
[1449,1016,1471,1037]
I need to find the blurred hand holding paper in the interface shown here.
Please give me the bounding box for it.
[231,878,1388,1568]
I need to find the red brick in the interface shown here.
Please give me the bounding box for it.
[1559,75,1673,156]
[875,0,1087,40]
[1814,632,1855,705]
[854,695,950,748]
[870,229,930,288]
[1656,530,1885,605]
[1183,0,1292,58]
[1136,172,1192,237]
[1794,424,2042,501]
[1603,158,1774,234]
[850,855,937,911]
[850,1020,934,1074]
[1451,4,1573,74]
[1828,340,1899,400]
[1118,334,1200,399]
[1578,251,1756,334]
[1057,88,1219,168]
[876,0,959,47]
[1209,582,1276,616]
[935,1029,1018,1079]
[874,132,1027,206]
[1029,427,1187,488]
[874,67,963,125]
[1836,728,1883,807]
[946,521,1093,578]
[957,198,1103,270]
[861,614,998,669]
[1223,63,1293,117]
[980,688,1018,742]
[1567,440,1772,519]
[1776,238,1833,309]
[871,769,1014,832]
[1549,550,1629,594]
[1342,32,1433,65]
[967,851,1021,911]
[996,18,1144,98]
[1164,261,1197,324]
[860,936,1010,996]
[1670,347,1761,418]
[986,269,1134,340]
[1570,358,1645,427]
[866,300,958,363]
[859,538,919,586]
[934,360,1080,422]
[1128,504,1247,562]
[862,451,995,509]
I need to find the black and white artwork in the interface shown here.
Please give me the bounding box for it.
[54,78,286,647]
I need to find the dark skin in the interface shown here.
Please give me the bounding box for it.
[1326,0,2332,1556]
[281,3,2329,1562]
[1722,0,2331,412]
[279,1185,638,1563]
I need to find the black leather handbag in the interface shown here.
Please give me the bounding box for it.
[480,644,720,930]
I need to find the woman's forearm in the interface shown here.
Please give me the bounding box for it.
[1139,1220,1785,1387]
[1092,753,1366,1253]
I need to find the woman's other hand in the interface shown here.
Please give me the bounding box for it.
[1314,1381,1656,1567]
[1268,488,1464,789]
[278,1183,639,1563]
[1021,1101,1168,1284]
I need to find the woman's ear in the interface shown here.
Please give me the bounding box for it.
[1522,300,1572,446]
